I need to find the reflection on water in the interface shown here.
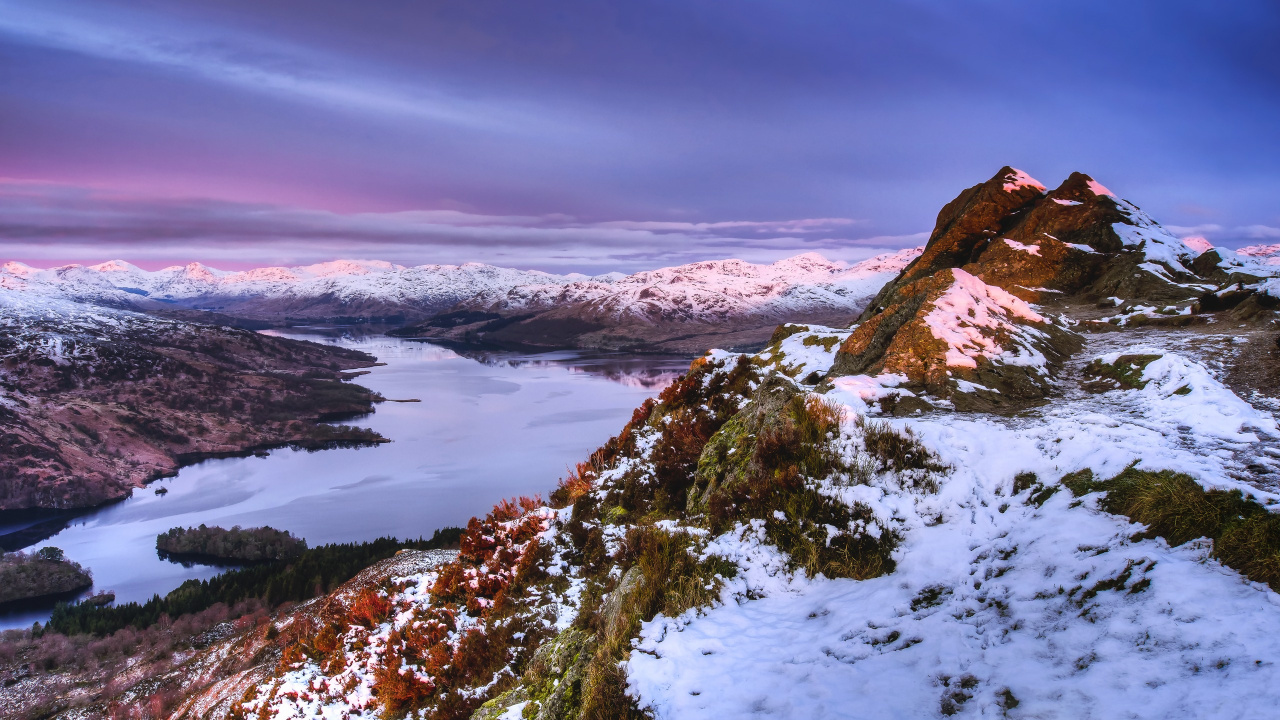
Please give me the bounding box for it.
[285,327,691,391]
[0,329,693,629]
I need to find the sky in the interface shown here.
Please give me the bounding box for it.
[1,0,1278,273]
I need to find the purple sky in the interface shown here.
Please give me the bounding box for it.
[2,1,1278,273]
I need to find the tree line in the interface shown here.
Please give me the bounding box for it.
[46,528,462,637]
[156,524,307,563]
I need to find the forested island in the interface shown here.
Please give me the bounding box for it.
[0,547,92,608]
[156,524,308,564]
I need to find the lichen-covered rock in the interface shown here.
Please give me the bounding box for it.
[831,269,1080,407]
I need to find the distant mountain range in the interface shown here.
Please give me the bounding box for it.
[0,250,924,351]
[0,258,603,324]
[392,249,924,351]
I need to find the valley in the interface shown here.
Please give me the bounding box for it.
[0,333,691,631]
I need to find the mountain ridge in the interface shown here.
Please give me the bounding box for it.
[392,248,924,352]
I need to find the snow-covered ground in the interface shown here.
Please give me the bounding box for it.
[627,328,1280,720]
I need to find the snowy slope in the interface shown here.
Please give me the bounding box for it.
[218,320,1280,720]
[1200,243,1280,288]
[627,337,1280,720]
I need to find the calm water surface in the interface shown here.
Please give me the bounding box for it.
[0,330,690,628]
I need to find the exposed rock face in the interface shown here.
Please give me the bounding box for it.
[831,268,1080,407]
[860,168,1203,323]
[864,167,1046,307]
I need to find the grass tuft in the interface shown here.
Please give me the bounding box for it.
[1071,465,1280,591]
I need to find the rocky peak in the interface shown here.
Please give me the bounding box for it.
[861,167,1207,322]
[858,167,1046,322]
[829,166,1218,407]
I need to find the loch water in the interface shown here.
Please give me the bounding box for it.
[0,329,691,629]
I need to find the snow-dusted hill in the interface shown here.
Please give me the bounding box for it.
[160,304,1280,720]
[0,283,383,510]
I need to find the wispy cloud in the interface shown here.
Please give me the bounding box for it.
[1240,225,1280,239]
[0,2,561,134]
[0,181,904,273]
[1165,223,1280,246]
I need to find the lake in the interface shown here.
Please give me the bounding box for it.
[0,330,691,629]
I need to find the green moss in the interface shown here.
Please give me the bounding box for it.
[601,505,628,525]
[767,324,811,346]
[513,626,597,720]
[687,380,900,579]
[1082,353,1162,390]
[578,528,730,719]
[1061,469,1104,496]
[801,335,841,352]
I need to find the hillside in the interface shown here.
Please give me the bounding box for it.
[0,288,385,511]
[393,249,923,352]
[5,168,1279,719]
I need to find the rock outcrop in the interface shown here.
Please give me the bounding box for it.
[860,167,1202,323]
[830,267,1080,409]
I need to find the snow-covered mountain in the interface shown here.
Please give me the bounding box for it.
[458,249,922,322]
[396,249,923,351]
[0,259,603,322]
[0,252,922,338]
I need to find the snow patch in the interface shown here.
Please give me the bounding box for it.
[1086,178,1116,196]
[1001,168,1046,193]
[922,269,1045,370]
[1182,236,1214,254]
[1001,239,1041,257]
